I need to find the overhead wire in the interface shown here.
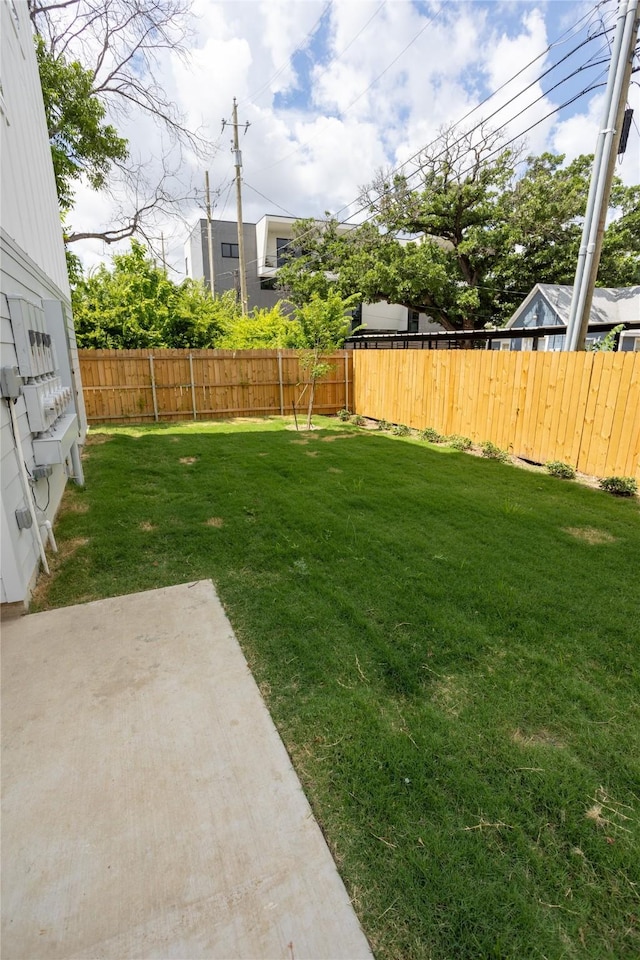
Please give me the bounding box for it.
[237,2,332,108]
[243,182,296,217]
[242,3,387,133]
[227,56,617,280]
[215,1,625,279]
[255,1,447,171]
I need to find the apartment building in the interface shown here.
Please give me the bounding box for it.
[184,214,441,334]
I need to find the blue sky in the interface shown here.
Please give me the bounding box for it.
[67,0,639,276]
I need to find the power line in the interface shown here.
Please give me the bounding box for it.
[238,2,332,108]
[212,3,622,279]
[256,1,446,172]
[244,182,296,217]
[224,70,613,281]
[334,27,614,223]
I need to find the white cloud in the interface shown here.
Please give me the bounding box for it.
[62,0,636,279]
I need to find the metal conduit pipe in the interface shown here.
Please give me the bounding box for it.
[70,439,85,486]
[7,398,50,575]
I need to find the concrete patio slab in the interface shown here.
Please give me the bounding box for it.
[1,580,372,960]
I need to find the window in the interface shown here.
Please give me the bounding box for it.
[408,310,419,333]
[260,278,277,291]
[221,242,239,258]
[276,238,291,267]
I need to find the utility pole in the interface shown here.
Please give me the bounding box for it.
[566,0,639,351]
[231,97,249,316]
[204,170,215,296]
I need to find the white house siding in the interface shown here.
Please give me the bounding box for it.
[0,2,70,296]
[1,2,85,608]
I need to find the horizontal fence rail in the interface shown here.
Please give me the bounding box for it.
[353,350,640,479]
[79,349,352,425]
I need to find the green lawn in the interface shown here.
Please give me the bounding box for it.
[37,417,640,959]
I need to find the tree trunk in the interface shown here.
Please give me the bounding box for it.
[306,378,315,431]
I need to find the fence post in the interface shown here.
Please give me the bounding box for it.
[277,350,284,416]
[149,354,159,422]
[344,351,349,412]
[189,353,197,420]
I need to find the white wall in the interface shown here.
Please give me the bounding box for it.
[184,221,204,281]
[0,2,84,607]
[0,2,70,298]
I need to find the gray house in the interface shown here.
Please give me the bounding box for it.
[184,215,442,334]
[493,284,640,351]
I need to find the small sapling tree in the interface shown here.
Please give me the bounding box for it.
[294,292,358,429]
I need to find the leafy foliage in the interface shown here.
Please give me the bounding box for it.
[419,427,443,442]
[72,241,226,348]
[480,441,510,462]
[216,306,304,349]
[294,291,357,429]
[545,461,576,480]
[447,435,473,451]
[587,324,625,352]
[35,36,128,214]
[599,476,638,496]
[276,130,639,332]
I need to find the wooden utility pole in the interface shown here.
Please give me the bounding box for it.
[204,170,215,295]
[232,97,249,316]
[566,0,639,350]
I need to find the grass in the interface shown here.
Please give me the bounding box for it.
[36,416,640,959]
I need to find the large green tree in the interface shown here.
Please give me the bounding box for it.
[277,128,639,331]
[35,36,128,215]
[29,0,208,249]
[72,241,226,348]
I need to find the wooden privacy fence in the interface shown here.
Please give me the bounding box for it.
[79,349,352,424]
[353,350,640,479]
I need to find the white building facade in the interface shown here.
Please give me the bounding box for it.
[185,214,442,335]
[1,1,86,611]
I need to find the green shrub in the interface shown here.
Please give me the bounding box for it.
[377,419,391,431]
[337,408,351,422]
[480,441,509,462]
[598,476,638,497]
[352,414,366,427]
[447,435,473,451]
[392,424,411,437]
[545,461,576,480]
[419,427,442,443]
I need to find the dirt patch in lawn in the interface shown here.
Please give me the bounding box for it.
[512,728,565,749]
[179,457,198,465]
[306,450,320,457]
[291,439,310,446]
[205,517,224,527]
[86,433,112,445]
[139,521,156,532]
[320,434,356,443]
[31,537,90,607]
[328,467,343,474]
[64,499,89,514]
[431,675,467,718]
[563,527,616,545]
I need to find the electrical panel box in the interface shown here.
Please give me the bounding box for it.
[7,297,56,379]
[32,413,78,465]
[21,377,72,433]
[1,365,21,399]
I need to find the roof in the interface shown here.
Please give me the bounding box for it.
[506,284,640,328]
